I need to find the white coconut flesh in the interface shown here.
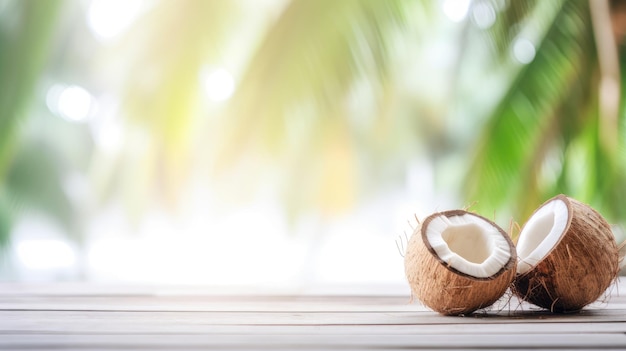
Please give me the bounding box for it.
[426,214,512,278]
[516,198,569,274]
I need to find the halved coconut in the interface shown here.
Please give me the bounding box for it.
[404,210,517,315]
[513,194,620,312]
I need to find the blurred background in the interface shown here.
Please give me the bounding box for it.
[0,0,625,286]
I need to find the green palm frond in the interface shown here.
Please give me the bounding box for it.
[217,0,429,166]
[486,0,539,60]
[0,0,63,245]
[122,0,237,141]
[97,1,238,210]
[209,0,431,216]
[464,0,624,225]
[0,0,62,175]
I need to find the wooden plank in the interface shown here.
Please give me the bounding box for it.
[0,292,619,313]
[0,333,625,349]
[0,278,622,297]
[0,322,624,335]
[0,283,412,297]
[0,299,622,315]
[0,280,624,350]
[2,310,626,332]
[0,295,422,312]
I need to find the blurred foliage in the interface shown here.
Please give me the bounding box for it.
[0,0,63,244]
[104,0,238,214]
[219,0,431,217]
[0,0,61,172]
[222,0,425,156]
[465,0,626,227]
[0,0,625,247]
[486,0,538,60]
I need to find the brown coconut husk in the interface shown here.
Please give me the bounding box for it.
[512,195,620,313]
[404,210,517,316]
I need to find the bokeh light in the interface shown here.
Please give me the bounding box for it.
[442,0,471,23]
[513,37,537,64]
[87,0,144,41]
[202,68,236,102]
[54,85,95,122]
[11,216,77,272]
[16,239,76,270]
[471,2,496,29]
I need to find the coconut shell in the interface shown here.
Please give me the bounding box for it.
[404,210,517,316]
[512,195,620,313]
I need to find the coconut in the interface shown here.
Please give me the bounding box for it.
[513,194,620,313]
[404,210,517,316]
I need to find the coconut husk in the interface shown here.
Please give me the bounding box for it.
[404,210,517,316]
[512,195,620,313]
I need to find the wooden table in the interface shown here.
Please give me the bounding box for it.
[1,280,625,350]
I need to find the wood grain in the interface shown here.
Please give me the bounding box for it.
[0,279,623,350]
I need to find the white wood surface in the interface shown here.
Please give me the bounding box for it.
[0,279,624,350]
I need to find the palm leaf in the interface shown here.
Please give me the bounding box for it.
[217,0,430,167]
[96,1,238,210]
[464,0,601,223]
[0,0,63,245]
[0,0,62,175]
[209,0,431,217]
[485,0,539,60]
